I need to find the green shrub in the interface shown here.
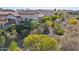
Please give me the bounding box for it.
[45,20,53,26]
[0,36,6,48]
[54,23,60,29]
[30,20,39,29]
[51,15,59,21]
[23,34,59,51]
[5,24,16,32]
[53,23,64,35]
[0,29,4,33]
[8,40,19,51]
[0,29,4,35]
[41,16,51,23]
[56,28,64,35]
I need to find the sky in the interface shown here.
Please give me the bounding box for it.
[0,0,79,10]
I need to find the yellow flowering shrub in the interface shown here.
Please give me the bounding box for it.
[23,34,59,51]
[68,18,77,25]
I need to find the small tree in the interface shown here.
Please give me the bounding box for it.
[23,34,60,51]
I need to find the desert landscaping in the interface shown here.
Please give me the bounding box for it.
[0,8,79,51]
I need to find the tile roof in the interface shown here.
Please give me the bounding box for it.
[0,11,19,16]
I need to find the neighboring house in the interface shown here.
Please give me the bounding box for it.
[23,10,54,16]
[18,12,44,22]
[16,16,23,24]
[0,10,45,29]
[0,10,19,29]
